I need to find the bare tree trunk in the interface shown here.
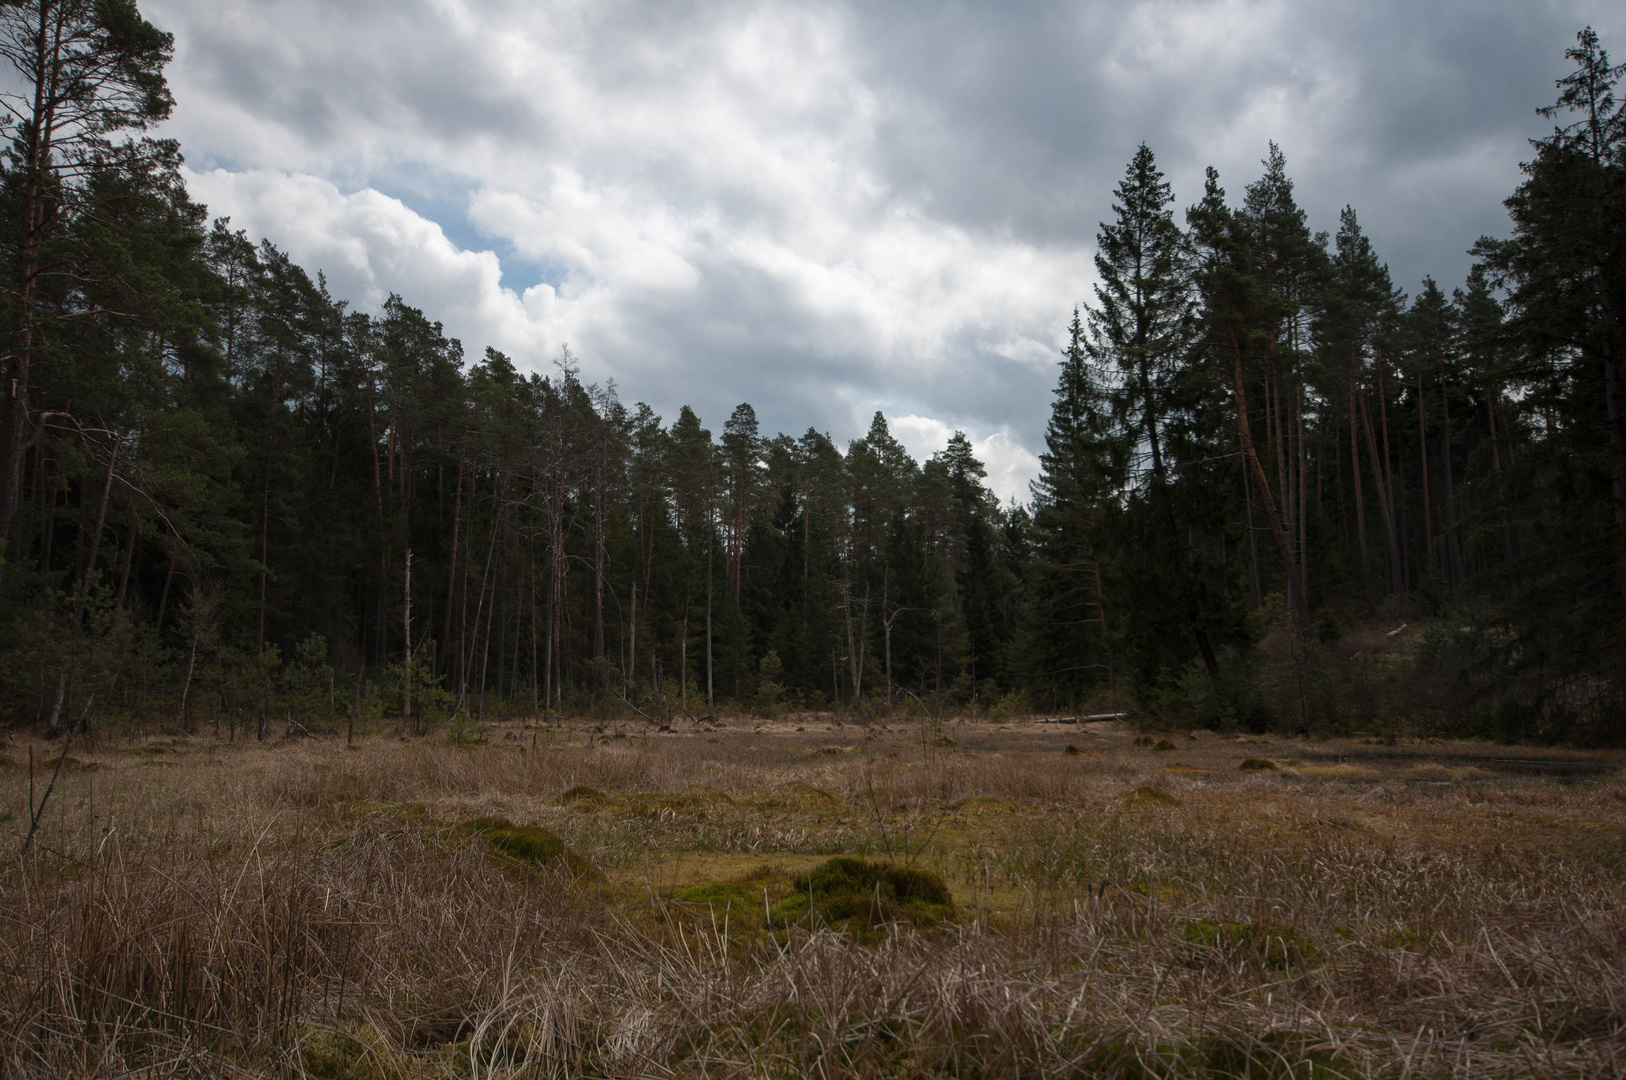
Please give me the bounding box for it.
[680,576,690,716]
[1296,380,1309,601]
[1093,559,1116,693]
[593,460,606,659]
[403,548,412,733]
[1228,326,1306,622]
[258,461,271,652]
[882,570,892,708]
[705,513,715,715]
[1487,389,1517,562]
[0,5,54,566]
[1438,361,1462,589]
[1417,369,1435,580]
[462,476,505,698]
[441,448,464,675]
[1358,388,1405,595]
[115,508,137,607]
[1349,389,1373,612]
[1241,434,1263,605]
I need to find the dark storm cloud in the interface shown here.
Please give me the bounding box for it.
[845,0,1622,287]
[152,0,1626,498]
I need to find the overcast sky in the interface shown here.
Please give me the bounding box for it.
[146,0,1624,502]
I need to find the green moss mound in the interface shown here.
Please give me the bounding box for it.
[771,857,955,937]
[677,881,757,912]
[468,817,603,881]
[1180,919,1319,970]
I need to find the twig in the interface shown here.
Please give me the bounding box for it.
[21,692,93,857]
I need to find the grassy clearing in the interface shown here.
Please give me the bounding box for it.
[0,716,1622,1077]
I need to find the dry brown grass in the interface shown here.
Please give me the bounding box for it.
[0,717,1622,1077]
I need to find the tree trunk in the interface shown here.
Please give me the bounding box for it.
[403,548,412,733]
[440,448,464,674]
[258,460,271,651]
[1358,387,1404,594]
[705,515,715,715]
[1349,389,1373,612]
[1438,360,1462,590]
[1417,369,1435,580]
[1228,326,1307,622]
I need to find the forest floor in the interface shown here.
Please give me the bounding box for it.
[1,714,1623,1078]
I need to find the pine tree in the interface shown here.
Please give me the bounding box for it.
[1028,308,1117,701]
[1089,145,1221,682]
[0,0,176,561]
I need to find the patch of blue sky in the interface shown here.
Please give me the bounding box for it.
[362,166,570,295]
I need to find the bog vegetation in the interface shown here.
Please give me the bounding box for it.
[2,719,1623,1077]
[0,4,1623,741]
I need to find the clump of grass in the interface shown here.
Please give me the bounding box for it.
[770,857,955,937]
[1124,785,1182,806]
[1239,757,1278,771]
[557,784,608,808]
[1180,919,1319,971]
[468,817,603,881]
[626,786,737,820]
[954,795,1019,815]
[754,781,840,811]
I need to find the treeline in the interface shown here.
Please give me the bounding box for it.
[1,5,1621,740]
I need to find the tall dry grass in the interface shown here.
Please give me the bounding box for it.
[0,727,1622,1077]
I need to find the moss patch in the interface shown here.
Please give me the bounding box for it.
[770,857,955,938]
[468,817,603,882]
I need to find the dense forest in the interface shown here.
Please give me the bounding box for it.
[1,4,1622,741]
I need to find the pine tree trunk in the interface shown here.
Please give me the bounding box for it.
[1228,326,1306,622]
[441,449,464,675]
[1358,387,1405,594]
[706,520,715,715]
[403,548,412,733]
[1417,369,1435,580]
[1349,390,1373,612]
[1438,361,1462,590]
